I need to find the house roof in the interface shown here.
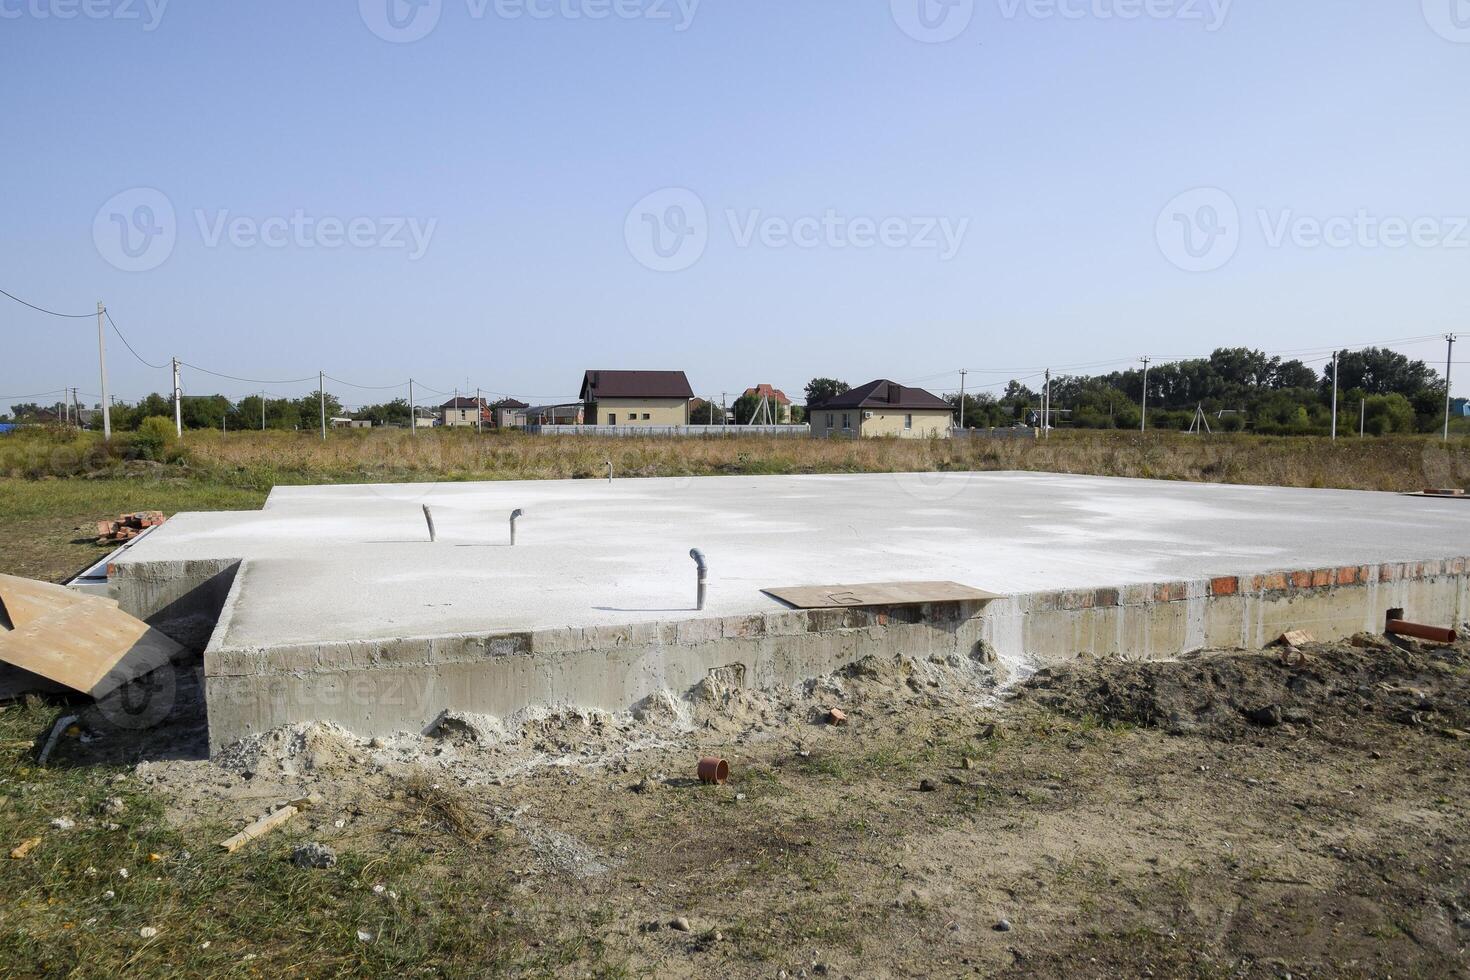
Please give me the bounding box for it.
[815,379,951,411]
[440,397,487,410]
[580,370,694,401]
[490,398,529,409]
[742,384,791,405]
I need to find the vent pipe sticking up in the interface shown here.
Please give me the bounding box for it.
[422,505,437,543]
[690,548,708,610]
[509,508,524,546]
[606,459,613,483]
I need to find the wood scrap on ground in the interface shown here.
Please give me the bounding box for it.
[219,806,299,853]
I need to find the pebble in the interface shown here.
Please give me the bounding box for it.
[919,779,938,792]
[50,817,75,831]
[670,917,691,932]
[139,927,158,939]
[994,919,1012,932]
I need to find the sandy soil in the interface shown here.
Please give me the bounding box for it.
[61,634,1470,977]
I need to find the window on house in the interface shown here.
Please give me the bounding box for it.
[905,414,913,429]
[607,414,617,425]
[826,414,833,428]
[642,413,650,420]
[842,414,850,430]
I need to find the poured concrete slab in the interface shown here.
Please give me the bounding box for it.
[114,471,1470,650]
[102,472,1470,749]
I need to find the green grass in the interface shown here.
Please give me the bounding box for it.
[0,478,266,583]
[0,699,592,977]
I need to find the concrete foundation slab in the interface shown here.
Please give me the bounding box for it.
[101,472,1470,751]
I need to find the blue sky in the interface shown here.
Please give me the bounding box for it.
[2,1,1467,409]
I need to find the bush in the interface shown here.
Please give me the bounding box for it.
[131,416,177,461]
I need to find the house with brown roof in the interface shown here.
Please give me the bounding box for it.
[580,370,694,426]
[439,396,488,428]
[742,384,793,424]
[488,398,530,428]
[808,379,953,439]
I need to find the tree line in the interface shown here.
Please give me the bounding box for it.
[807,347,1457,436]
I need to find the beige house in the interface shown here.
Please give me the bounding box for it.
[439,397,488,428]
[808,379,953,439]
[580,370,694,426]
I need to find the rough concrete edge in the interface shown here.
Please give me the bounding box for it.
[1024,557,1470,613]
[203,600,988,679]
[202,556,1470,680]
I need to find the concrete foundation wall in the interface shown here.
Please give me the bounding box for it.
[201,556,1469,753]
[204,601,992,754]
[111,558,241,652]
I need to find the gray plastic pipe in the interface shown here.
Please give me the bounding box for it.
[422,505,437,543]
[690,548,708,610]
[606,459,613,483]
[509,508,524,546]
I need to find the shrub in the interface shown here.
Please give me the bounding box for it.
[131,416,177,461]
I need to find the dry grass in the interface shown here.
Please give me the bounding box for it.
[174,427,1470,494]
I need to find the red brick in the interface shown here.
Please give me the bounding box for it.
[1311,569,1332,588]
[1257,572,1290,592]
[1153,583,1186,603]
[1210,576,1238,596]
[1290,570,1314,589]
[1336,566,1358,586]
[1094,588,1120,607]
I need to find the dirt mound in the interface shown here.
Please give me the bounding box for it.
[1020,633,1470,738]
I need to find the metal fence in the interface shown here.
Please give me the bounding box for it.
[951,426,1038,441]
[526,424,812,438]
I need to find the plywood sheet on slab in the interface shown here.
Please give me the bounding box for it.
[0,573,182,698]
[761,581,1002,610]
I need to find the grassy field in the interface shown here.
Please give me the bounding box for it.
[1,426,1467,583]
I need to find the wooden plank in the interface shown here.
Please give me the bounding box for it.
[761,581,1002,610]
[218,806,298,853]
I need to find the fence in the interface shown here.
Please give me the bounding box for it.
[527,424,812,438]
[951,426,1038,441]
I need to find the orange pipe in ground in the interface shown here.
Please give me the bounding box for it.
[697,757,729,785]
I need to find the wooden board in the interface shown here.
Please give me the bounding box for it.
[761,581,1002,610]
[0,574,118,631]
[0,573,183,698]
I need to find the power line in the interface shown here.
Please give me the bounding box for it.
[179,361,319,386]
[104,310,170,370]
[0,286,94,318]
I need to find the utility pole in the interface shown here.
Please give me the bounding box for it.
[1330,350,1339,440]
[957,368,968,429]
[1445,333,1457,442]
[261,390,266,431]
[171,358,182,437]
[409,378,416,434]
[1139,357,1152,432]
[319,371,327,440]
[1043,369,1051,439]
[476,387,482,434]
[1359,398,1365,438]
[97,302,111,439]
[721,392,727,430]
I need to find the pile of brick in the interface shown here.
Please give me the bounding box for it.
[96,511,166,544]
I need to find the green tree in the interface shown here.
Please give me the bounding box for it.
[804,378,850,408]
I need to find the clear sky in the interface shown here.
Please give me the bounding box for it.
[3,0,1467,410]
